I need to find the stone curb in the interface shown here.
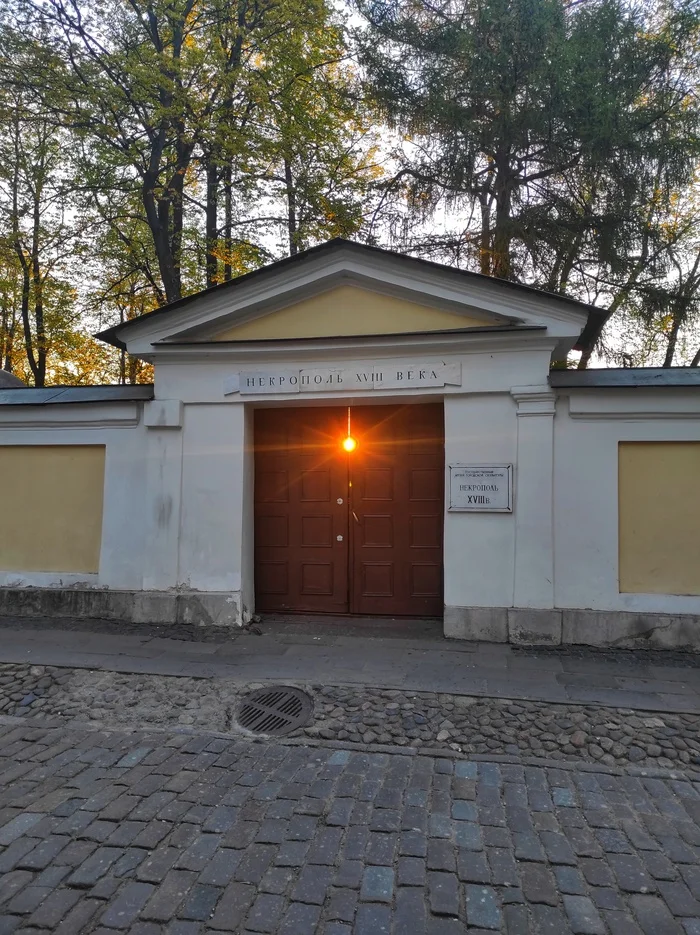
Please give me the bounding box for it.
[274,678,700,715]
[2,711,698,784]
[2,652,700,714]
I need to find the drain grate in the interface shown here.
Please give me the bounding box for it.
[237,686,313,736]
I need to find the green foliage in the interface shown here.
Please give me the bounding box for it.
[355,0,700,364]
[0,0,382,381]
[1,0,699,376]
[17,0,381,300]
[251,14,382,254]
[0,29,88,385]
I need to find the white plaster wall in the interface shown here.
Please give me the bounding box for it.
[240,406,255,617]
[142,424,184,591]
[0,410,147,590]
[100,425,149,589]
[177,402,246,593]
[443,393,517,608]
[156,343,556,614]
[153,344,555,405]
[553,390,700,614]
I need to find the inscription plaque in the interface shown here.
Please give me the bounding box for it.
[449,464,513,512]
[223,360,462,396]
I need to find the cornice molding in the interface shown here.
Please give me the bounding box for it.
[146,333,559,366]
[0,402,142,429]
[510,385,557,417]
[566,390,700,421]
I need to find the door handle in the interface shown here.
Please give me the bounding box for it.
[352,511,360,524]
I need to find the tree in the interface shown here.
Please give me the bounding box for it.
[24,0,238,303]
[251,17,382,256]
[0,0,384,382]
[19,0,378,304]
[83,217,160,384]
[606,181,700,367]
[0,238,22,373]
[0,35,82,386]
[355,0,700,364]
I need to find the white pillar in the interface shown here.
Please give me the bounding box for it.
[178,402,245,594]
[142,400,184,591]
[510,385,556,609]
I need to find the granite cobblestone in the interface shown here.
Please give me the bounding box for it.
[3,662,700,770]
[0,718,697,931]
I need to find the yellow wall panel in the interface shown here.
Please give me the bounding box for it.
[213,285,489,341]
[619,442,700,595]
[0,445,105,574]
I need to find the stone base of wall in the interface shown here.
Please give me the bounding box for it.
[2,590,698,648]
[444,606,700,650]
[0,588,243,627]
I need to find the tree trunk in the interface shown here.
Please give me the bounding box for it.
[491,153,513,280]
[205,155,219,287]
[223,162,232,281]
[167,136,195,302]
[142,173,180,304]
[118,307,126,384]
[662,312,683,367]
[170,178,184,301]
[10,115,40,385]
[285,158,298,255]
[31,197,46,387]
[17,259,38,384]
[1,305,16,372]
[138,6,195,306]
[2,329,14,373]
[478,196,491,275]
[128,355,139,384]
[12,213,39,385]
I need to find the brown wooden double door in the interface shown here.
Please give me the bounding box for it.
[254,403,444,616]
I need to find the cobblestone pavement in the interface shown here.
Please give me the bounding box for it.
[1,718,700,933]
[4,664,700,770]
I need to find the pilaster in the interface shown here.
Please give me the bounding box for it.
[142,400,183,591]
[510,385,557,608]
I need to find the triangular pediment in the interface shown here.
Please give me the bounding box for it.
[210,285,494,341]
[96,239,597,358]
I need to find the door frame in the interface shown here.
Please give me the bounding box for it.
[249,398,446,618]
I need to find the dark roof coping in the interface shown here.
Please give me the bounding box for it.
[0,385,154,406]
[550,368,700,388]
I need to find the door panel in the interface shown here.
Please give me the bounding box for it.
[254,403,444,617]
[350,404,444,616]
[254,408,349,613]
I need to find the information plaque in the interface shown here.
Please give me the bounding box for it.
[449,464,513,512]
